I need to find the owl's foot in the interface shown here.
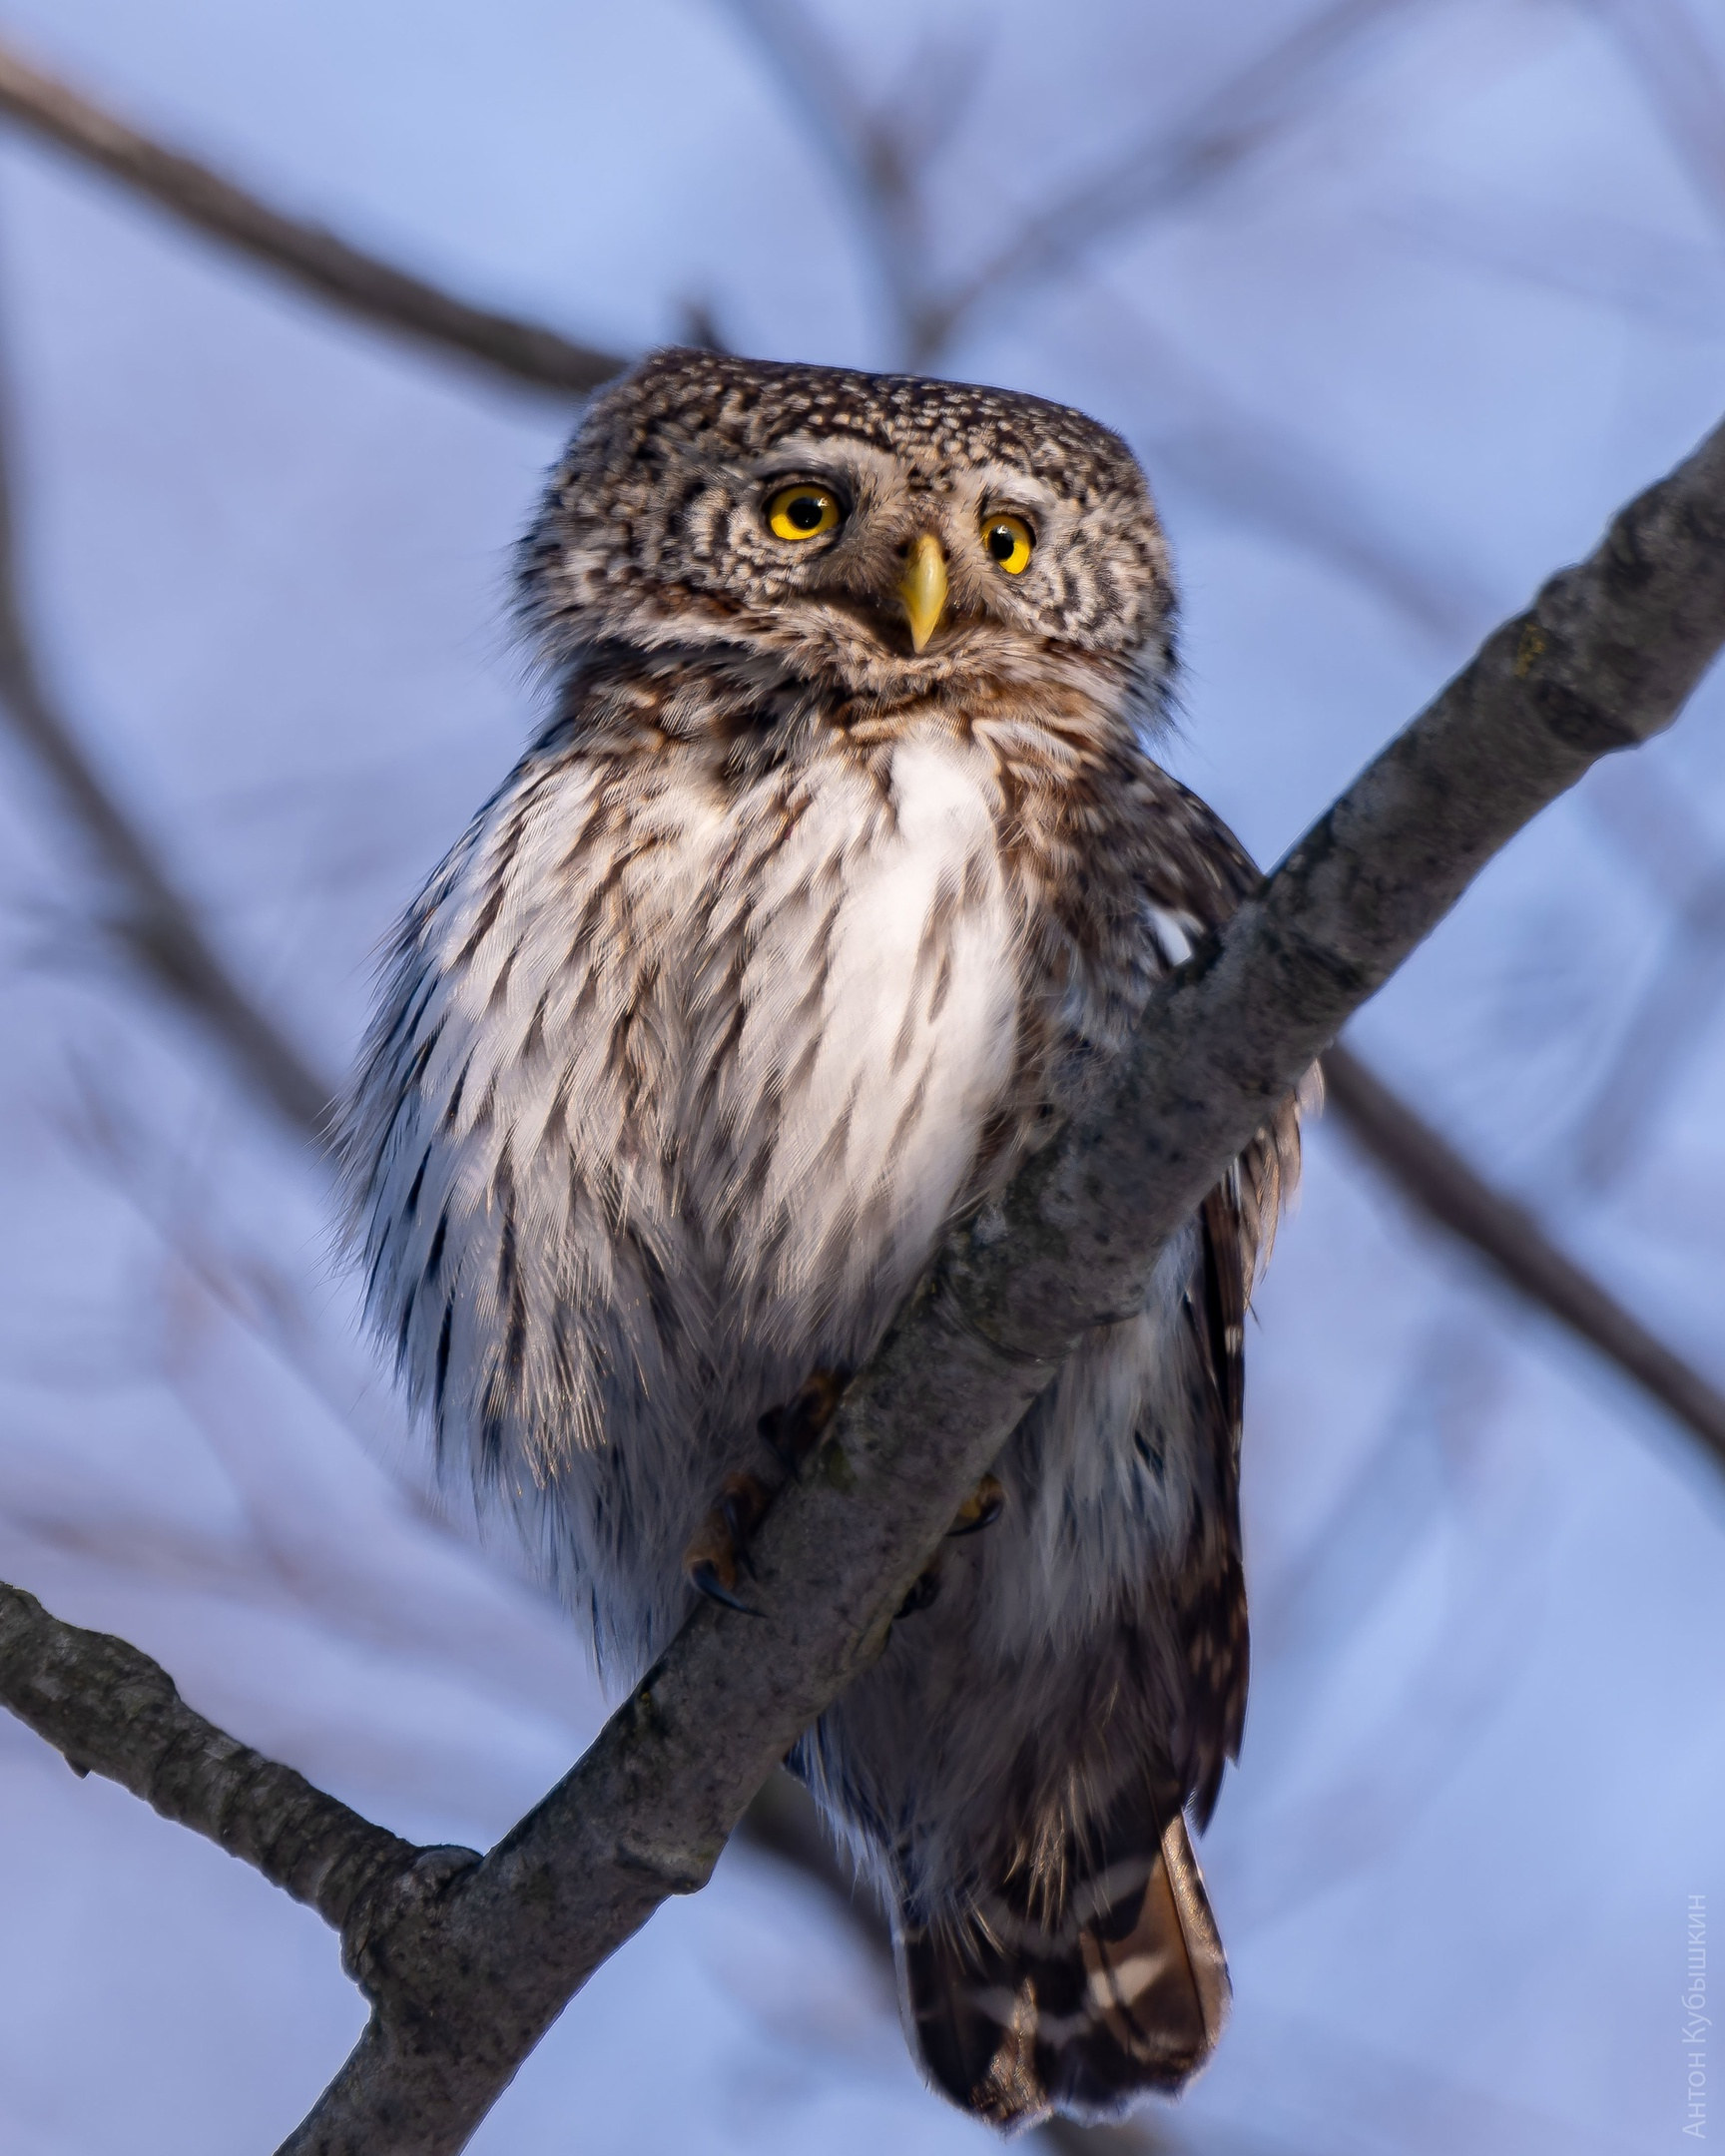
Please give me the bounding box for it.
[686,1371,850,1614]
[897,1476,1006,1620]
[758,1367,848,1472]
[947,1473,1005,1537]
[684,1472,774,1616]
[897,1554,943,1618]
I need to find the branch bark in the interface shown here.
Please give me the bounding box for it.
[0,1579,436,1927]
[0,39,625,395]
[256,417,1723,2153]
[1321,1044,1725,1470]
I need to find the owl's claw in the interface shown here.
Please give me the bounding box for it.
[896,1559,943,1619]
[947,1473,1005,1537]
[758,1367,848,1472]
[687,1561,763,1617]
[684,1470,773,1617]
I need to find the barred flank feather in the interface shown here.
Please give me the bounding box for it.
[898,1811,1229,2129]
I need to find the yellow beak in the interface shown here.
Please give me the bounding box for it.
[897,532,948,654]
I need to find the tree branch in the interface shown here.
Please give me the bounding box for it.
[259,417,1725,2153]
[1322,1044,1725,1470]
[908,0,1412,364]
[0,38,625,395]
[0,1578,439,1929]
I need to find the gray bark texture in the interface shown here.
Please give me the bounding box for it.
[0,1580,427,1924]
[0,416,1720,2155]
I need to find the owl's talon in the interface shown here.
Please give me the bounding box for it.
[684,1470,774,1616]
[896,1559,943,1619]
[947,1473,1005,1537]
[758,1366,849,1471]
[688,1560,763,1617]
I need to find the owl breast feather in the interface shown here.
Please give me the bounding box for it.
[349,713,1049,1666]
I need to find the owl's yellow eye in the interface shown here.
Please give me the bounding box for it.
[767,484,842,542]
[982,513,1034,575]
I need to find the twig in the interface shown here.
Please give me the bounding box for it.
[253,415,1725,2153]
[0,340,336,1138]
[0,38,625,395]
[1319,1043,1725,1465]
[717,0,929,355]
[910,0,1413,362]
[728,0,1411,367]
[1322,1044,1725,1468]
[0,1577,436,1927]
[1566,764,1725,1187]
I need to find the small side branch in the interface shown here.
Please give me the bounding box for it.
[0,1578,436,1931]
[0,39,625,395]
[1323,1044,1725,1472]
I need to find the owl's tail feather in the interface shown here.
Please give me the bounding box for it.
[894,1811,1229,2132]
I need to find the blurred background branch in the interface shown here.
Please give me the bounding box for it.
[0,350,333,1134]
[0,37,623,393]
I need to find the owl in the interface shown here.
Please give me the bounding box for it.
[341,349,1301,2129]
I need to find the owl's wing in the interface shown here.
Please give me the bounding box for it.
[1139,773,1309,1824]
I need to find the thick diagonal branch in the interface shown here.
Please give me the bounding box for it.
[271,419,1725,2155]
[0,39,624,394]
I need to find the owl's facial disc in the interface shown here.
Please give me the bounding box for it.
[897,534,948,654]
[521,355,1178,717]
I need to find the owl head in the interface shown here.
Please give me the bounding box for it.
[518,349,1176,725]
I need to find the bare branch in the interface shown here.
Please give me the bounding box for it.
[0,38,625,395]
[1566,763,1725,1185]
[723,0,1414,367]
[1066,276,1488,643]
[717,0,929,354]
[1322,1044,1725,1471]
[266,417,1725,2154]
[0,358,336,1138]
[911,0,1413,363]
[0,1576,438,1929]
